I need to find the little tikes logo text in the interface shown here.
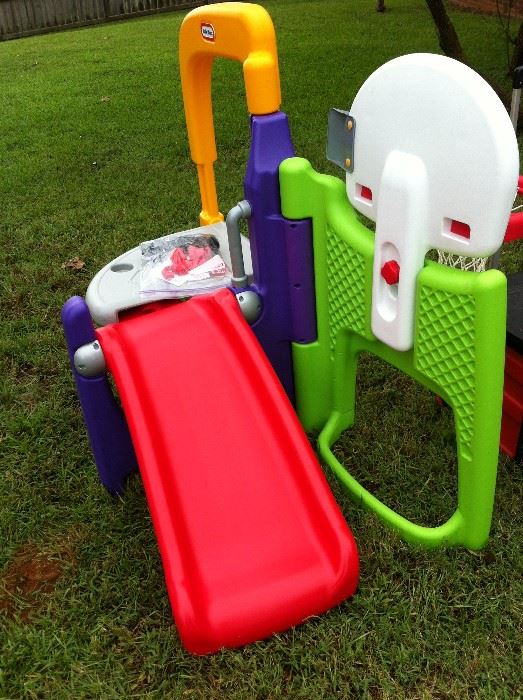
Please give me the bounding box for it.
[201,23,215,41]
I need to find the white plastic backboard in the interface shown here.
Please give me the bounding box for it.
[346,53,519,351]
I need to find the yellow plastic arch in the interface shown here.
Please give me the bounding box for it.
[179,2,281,225]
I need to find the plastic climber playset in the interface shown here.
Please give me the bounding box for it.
[62,2,521,654]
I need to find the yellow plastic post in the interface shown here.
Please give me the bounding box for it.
[179,3,281,225]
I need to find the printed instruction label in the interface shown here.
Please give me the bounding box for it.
[201,23,215,42]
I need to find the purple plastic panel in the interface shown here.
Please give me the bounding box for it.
[62,296,138,495]
[244,112,317,401]
[284,219,317,344]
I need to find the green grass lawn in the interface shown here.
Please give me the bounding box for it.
[2,0,523,697]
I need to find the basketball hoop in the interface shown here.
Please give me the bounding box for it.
[436,251,488,272]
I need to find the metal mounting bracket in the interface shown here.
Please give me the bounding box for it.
[326,109,356,173]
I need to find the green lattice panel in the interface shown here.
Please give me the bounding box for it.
[280,157,506,549]
[416,287,476,458]
[326,226,367,357]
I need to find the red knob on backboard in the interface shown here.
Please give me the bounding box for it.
[381,260,400,285]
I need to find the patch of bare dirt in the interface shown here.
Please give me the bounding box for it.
[450,0,523,19]
[0,541,76,623]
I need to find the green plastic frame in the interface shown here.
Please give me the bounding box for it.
[280,158,507,549]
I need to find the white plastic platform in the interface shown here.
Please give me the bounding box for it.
[86,222,253,326]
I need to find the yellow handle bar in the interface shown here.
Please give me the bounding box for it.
[179,3,281,225]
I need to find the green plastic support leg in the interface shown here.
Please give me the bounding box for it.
[280,158,506,550]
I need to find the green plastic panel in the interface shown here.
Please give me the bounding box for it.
[280,157,507,549]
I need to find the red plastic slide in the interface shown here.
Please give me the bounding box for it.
[96,289,358,654]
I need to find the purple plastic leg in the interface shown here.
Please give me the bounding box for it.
[62,296,138,495]
[244,112,317,401]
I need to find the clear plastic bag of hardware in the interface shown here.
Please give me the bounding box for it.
[139,230,231,297]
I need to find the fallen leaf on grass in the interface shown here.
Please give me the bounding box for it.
[62,257,85,271]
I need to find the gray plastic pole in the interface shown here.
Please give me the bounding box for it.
[510,66,523,131]
[510,87,521,131]
[490,66,523,269]
[226,200,251,287]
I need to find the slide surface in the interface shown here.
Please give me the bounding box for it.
[97,290,358,653]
